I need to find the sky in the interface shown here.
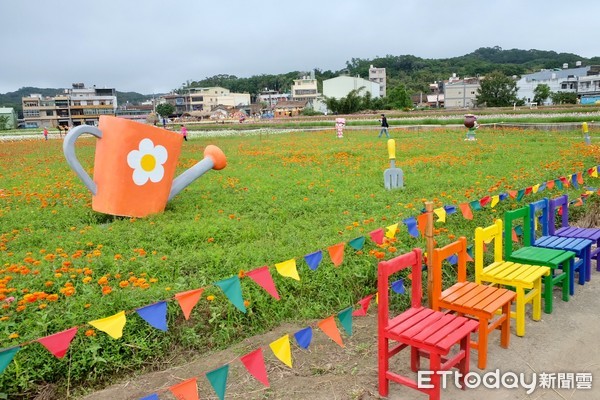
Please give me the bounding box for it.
[1,0,598,95]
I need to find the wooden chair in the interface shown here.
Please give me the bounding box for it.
[504,206,575,314]
[530,198,592,295]
[431,237,515,370]
[475,219,550,337]
[549,194,600,274]
[378,248,479,400]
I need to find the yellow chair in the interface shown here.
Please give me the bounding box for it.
[475,219,550,336]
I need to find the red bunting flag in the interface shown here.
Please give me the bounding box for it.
[169,378,198,400]
[524,187,532,195]
[328,243,345,267]
[352,294,374,316]
[559,176,569,187]
[175,288,204,320]
[37,327,78,358]
[318,316,344,348]
[459,203,473,220]
[479,196,491,207]
[369,228,384,245]
[240,348,270,387]
[246,266,280,300]
[416,213,428,236]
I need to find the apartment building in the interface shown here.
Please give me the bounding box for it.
[21,83,117,128]
[160,87,251,114]
[291,76,319,104]
[515,63,590,105]
[443,77,481,109]
[369,65,386,97]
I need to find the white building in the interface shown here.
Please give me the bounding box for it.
[443,77,480,109]
[515,64,590,105]
[322,75,381,100]
[257,90,290,108]
[291,75,319,104]
[369,65,386,97]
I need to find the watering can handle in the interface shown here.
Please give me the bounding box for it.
[168,145,227,201]
[387,139,396,160]
[63,125,103,195]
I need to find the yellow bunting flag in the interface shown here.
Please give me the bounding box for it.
[88,311,127,339]
[269,334,292,368]
[275,259,300,281]
[532,184,540,194]
[490,195,500,208]
[592,167,598,178]
[385,223,398,239]
[433,207,446,223]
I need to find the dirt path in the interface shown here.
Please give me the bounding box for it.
[80,265,600,400]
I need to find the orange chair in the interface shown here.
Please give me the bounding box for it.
[378,248,479,399]
[431,237,515,369]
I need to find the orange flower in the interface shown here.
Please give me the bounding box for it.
[38,303,47,310]
[84,303,91,308]
[238,270,245,279]
[119,281,129,288]
[101,286,112,295]
[84,329,96,337]
[114,254,122,260]
[97,276,108,286]
[8,333,19,339]
[207,237,215,243]
[244,300,250,307]
[82,277,92,284]
[47,294,59,302]
[206,295,215,301]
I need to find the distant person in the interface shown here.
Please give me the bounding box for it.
[378,114,389,138]
[181,124,188,141]
[43,127,48,140]
[162,118,167,129]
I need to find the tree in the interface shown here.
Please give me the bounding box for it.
[550,91,578,104]
[533,84,551,105]
[386,84,412,109]
[0,116,9,130]
[475,71,519,107]
[155,103,175,118]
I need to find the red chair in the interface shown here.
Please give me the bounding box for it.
[378,248,479,399]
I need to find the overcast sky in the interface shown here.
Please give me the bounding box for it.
[1,0,598,95]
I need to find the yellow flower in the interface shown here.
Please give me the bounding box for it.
[8,333,19,339]
[206,295,215,301]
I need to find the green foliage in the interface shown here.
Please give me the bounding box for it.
[476,71,519,107]
[533,84,551,105]
[386,84,413,109]
[551,91,578,104]
[0,116,9,130]
[155,103,175,118]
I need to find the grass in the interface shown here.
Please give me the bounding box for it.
[0,125,599,397]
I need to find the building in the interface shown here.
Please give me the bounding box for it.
[160,87,251,114]
[369,65,386,97]
[257,90,290,108]
[322,75,381,100]
[443,76,481,109]
[291,76,319,104]
[273,100,307,118]
[515,63,590,105]
[0,107,18,129]
[21,83,117,128]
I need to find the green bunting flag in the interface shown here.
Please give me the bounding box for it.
[206,365,229,400]
[337,307,353,336]
[215,276,246,313]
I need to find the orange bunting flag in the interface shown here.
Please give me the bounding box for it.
[433,207,446,222]
[88,311,127,339]
[508,190,517,199]
[37,327,78,358]
[385,223,398,239]
[275,259,300,281]
[352,294,374,316]
[369,228,384,245]
[246,266,280,300]
[416,213,429,236]
[574,198,584,207]
[328,243,345,267]
[577,172,584,184]
[459,203,473,220]
[169,377,199,400]
[512,228,518,242]
[317,316,344,348]
[269,335,292,368]
[175,288,204,320]
[546,180,555,190]
[240,348,270,387]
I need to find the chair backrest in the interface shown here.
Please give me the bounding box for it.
[431,237,468,311]
[474,219,504,280]
[378,248,422,325]
[529,198,550,239]
[504,206,532,257]
[548,194,569,235]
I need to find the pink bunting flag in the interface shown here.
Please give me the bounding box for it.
[246,266,280,300]
[352,294,374,316]
[328,243,345,267]
[169,377,199,400]
[240,348,270,387]
[369,228,384,245]
[37,327,78,358]
[508,190,517,199]
[174,288,204,320]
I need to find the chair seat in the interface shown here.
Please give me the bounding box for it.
[510,246,575,266]
[385,306,479,354]
[482,261,550,287]
[555,226,600,242]
[534,236,592,255]
[439,281,516,317]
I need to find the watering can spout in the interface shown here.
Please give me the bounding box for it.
[168,145,227,201]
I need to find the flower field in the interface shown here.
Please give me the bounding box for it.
[0,125,599,398]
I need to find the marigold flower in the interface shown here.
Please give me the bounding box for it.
[244,300,250,307]
[119,281,129,288]
[0,316,9,321]
[102,286,112,295]
[47,294,59,302]
[8,333,19,339]
[54,273,62,278]
[206,295,215,301]
[84,303,91,308]
[85,329,96,337]
[38,303,47,310]
[82,277,92,284]
[16,305,26,312]
[97,276,108,286]
[238,270,245,278]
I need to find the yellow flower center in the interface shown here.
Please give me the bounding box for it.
[140,154,156,172]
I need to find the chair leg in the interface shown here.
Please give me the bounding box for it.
[458,334,471,389]
[410,346,420,372]
[515,287,526,336]
[562,261,570,302]
[429,353,442,400]
[477,321,488,369]
[500,302,511,349]
[532,279,542,321]
[378,337,389,397]
[543,275,553,314]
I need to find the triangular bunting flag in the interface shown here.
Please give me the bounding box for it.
[385,223,398,239]
[508,190,517,199]
[469,199,482,211]
[516,189,525,201]
[215,276,247,313]
[246,266,280,300]
[328,243,345,267]
[571,174,579,188]
[490,195,500,208]
[524,186,532,195]
[446,254,458,265]
[89,311,127,339]
[337,307,353,336]
[240,348,270,387]
[136,301,168,332]
[169,378,198,400]
[139,394,159,400]
[433,207,446,222]
[559,176,568,188]
[0,347,20,374]
[348,236,365,250]
[206,365,229,400]
[547,180,555,190]
[574,198,584,207]
[479,196,491,207]
[304,250,323,271]
[391,279,405,294]
[269,335,292,367]
[352,294,373,316]
[532,184,540,193]
[275,259,300,281]
[37,327,78,358]
[538,182,546,192]
[175,288,204,320]
[369,228,385,244]
[444,205,457,214]
[459,203,473,220]
[499,192,508,201]
[318,316,344,348]
[293,327,313,350]
[514,225,524,236]
[577,172,584,184]
[590,166,598,178]
[466,245,474,262]
[405,216,421,237]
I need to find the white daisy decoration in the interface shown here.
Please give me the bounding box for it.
[126,138,168,185]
